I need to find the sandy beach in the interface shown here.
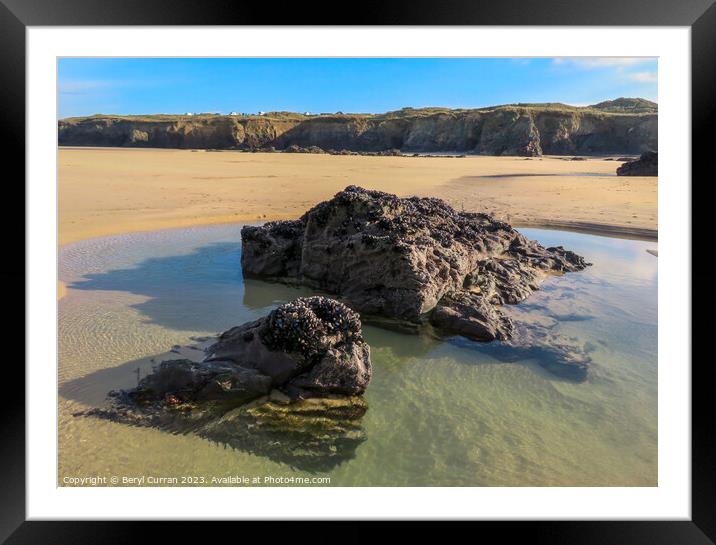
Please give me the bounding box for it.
[59,147,657,246]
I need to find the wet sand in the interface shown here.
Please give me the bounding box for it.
[59,147,657,246]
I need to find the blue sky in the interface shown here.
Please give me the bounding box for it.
[57,57,657,118]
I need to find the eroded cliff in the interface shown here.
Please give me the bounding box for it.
[58,99,657,156]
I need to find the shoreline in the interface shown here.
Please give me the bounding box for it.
[59,213,658,250]
[59,145,642,158]
[57,217,657,302]
[509,219,657,242]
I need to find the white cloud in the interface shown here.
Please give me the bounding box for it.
[627,71,658,83]
[58,79,115,95]
[553,57,655,69]
[58,77,169,95]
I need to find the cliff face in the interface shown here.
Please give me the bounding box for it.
[58,116,298,149]
[58,100,657,156]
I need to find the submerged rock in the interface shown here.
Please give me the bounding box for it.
[242,185,592,378]
[82,296,372,470]
[127,358,272,409]
[430,290,514,341]
[617,151,658,176]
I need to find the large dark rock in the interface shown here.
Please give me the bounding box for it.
[242,186,589,340]
[616,151,658,176]
[82,296,372,470]
[242,186,592,378]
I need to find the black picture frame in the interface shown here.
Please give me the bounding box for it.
[3,0,712,542]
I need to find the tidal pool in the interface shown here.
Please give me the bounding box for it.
[58,224,657,486]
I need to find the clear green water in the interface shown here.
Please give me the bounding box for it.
[58,225,657,486]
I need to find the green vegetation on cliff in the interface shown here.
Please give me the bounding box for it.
[590,98,658,114]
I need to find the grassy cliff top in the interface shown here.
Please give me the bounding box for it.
[60,111,311,123]
[590,98,658,114]
[60,98,656,123]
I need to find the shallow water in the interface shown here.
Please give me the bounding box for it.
[58,225,657,486]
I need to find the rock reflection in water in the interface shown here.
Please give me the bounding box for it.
[199,395,367,472]
[84,387,368,472]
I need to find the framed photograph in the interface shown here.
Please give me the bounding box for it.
[5,0,713,541]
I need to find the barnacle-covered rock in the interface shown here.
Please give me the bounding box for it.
[241,186,592,378]
[205,296,371,396]
[242,186,589,326]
